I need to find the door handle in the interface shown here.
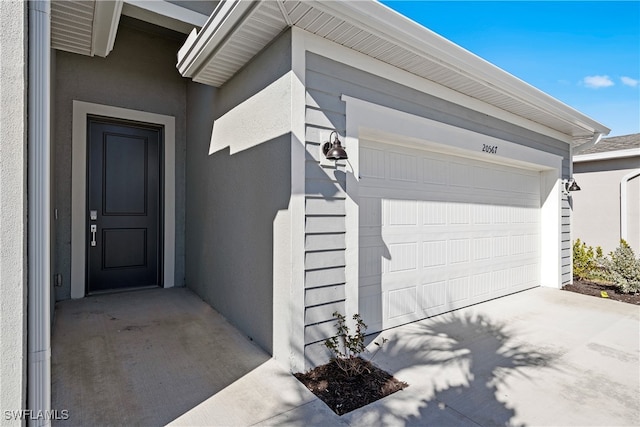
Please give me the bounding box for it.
[90,224,97,247]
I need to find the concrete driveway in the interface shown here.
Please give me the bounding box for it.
[53,287,639,426]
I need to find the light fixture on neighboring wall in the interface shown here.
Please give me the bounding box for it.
[322,131,348,161]
[562,178,581,195]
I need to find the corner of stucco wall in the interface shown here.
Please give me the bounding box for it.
[185,28,296,362]
[0,0,28,418]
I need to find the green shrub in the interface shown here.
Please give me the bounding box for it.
[604,240,640,294]
[324,312,387,377]
[573,239,607,281]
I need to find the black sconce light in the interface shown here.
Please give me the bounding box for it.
[563,178,581,195]
[322,131,348,161]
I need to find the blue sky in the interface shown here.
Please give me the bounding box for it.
[381,1,640,137]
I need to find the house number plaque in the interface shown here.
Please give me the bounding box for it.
[482,144,498,154]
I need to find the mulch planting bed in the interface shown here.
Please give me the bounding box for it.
[563,279,640,305]
[294,357,408,415]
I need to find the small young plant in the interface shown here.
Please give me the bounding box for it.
[324,311,388,377]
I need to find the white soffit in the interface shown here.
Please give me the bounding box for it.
[51,0,209,57]
[51,0,96,56]
[121,0,209,34]
[178,0,609,142]
[51,0,122,57]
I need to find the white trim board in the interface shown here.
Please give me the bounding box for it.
[71,101,176,298]
[574,148,640,163]
[341,95,562,171]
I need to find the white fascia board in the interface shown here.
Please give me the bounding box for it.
[309,0,610,138]
[124,0,208,27]
[91,0,123,57]
[574,148,640,163]
[176,0,256,78]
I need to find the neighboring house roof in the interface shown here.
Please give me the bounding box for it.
[574,133,640,162]
[50,0,610,144]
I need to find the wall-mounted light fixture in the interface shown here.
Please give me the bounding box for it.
[562,178,581,195]
[322,131,348,161]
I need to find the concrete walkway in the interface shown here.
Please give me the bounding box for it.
[52,287,639,426]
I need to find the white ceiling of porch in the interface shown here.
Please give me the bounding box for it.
[51,1,96,56]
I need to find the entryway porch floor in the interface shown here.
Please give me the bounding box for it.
[51,287,316,426]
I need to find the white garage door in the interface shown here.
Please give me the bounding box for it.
[359,139,541,333]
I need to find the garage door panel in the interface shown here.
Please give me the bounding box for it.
[388,286,418,320]
[360,196,382,227]
[420,281,447,311]
[388,151,418,183]
[423,240,447,267]
[388,199,419,225]
[359,139,541,332]
[386,242,418,273]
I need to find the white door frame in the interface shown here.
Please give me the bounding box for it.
[71,100,176,298]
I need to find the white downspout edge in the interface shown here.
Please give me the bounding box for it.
[573,132,604,155]
[28,1,52,425]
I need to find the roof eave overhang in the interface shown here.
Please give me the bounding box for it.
[314,1,609,140]
[177,0,609,143]
[51,0,123,57]
[92,0,123,57]
[51,0,209,57]
[177,0,258,79]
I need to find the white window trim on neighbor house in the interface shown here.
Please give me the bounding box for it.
[70,100,176,299]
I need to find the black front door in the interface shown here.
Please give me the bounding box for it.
[87,117,162,293]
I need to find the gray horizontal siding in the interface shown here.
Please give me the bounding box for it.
[303,59,349,355]
[305,284,345,306]
[305,320,341,345]
[305,233,346,251]
[305,267,345,288]
[305,250,345,270]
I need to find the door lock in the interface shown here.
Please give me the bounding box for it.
[90,224,97,247]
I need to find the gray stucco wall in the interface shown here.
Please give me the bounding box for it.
[303,52,572,367]
[0,0,27,418]
[573,157,640,253]
[53,23,188,300]
[184,31,293,355]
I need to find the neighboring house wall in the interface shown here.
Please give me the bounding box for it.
[573,157,640,254]
[184,31,293,356]
[53,24,188,300]
[302,51,572,367]
[0,0,27,419]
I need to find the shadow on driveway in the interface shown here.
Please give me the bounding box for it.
[355,312,557,426]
